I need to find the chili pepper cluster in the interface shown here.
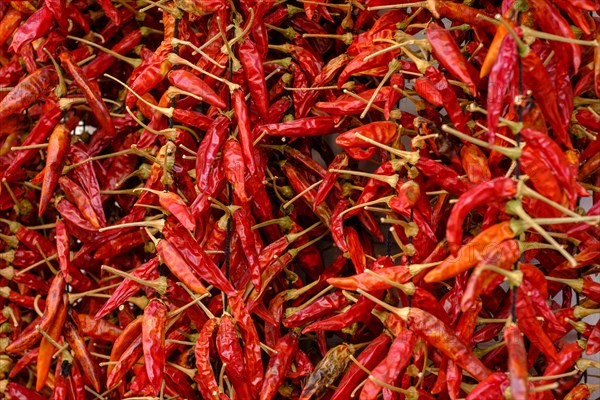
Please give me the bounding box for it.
[0,0,599,398]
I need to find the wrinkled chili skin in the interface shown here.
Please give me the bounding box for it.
[260,332,299,400]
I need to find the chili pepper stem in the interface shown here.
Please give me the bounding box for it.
[339,196,395,219]
[574,306,600,319]
[251,216,292,230]
[342,89,386,113]
[441,125,522,159]
[368,1,426,10]
[357,288,410,320]
[140,0,183,18]
[168,53,240,93]
[545,276,584,292]
[171,38,224,69]
[14,254,58,276]
[390,227,416,257]
[478,265,523,287]
[105,74,175,118]
[361,60,400,118]
[1,179,21,215]
[98,219,165,232]
[333,167,401,187]
[176,282,216,319]
[518,182,584,219]
[407,261,443,276]
[167,291,211,318]
[282,179,323,210]
[364,269,416,295]
[285,285,334,317]
[506,200,577,266]
[521,26,599,47]
[67,36,141,68]
[101,265,167,295]
[68,282,121,302]
[354,133,420,164]
[125,106,177,139]
[527,383,559,393]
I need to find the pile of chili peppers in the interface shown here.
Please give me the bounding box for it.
[0,0,599,398]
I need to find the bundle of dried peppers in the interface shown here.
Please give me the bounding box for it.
[0,0,599,399]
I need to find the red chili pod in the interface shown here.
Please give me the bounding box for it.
[335,121,398,148]
[142,299,167,396]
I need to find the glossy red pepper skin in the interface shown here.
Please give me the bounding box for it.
[64,320,103,392]
[142,299,167,396]
[361,330,416,400]
[196,115,231,191]
[156,239,208,295]
[194,318,221,400]
[239,39,270,121]
[260,332,299,400]
[284,291,348,328]
[426,23,479,95]
[447,177,517,255]
[466,372,510,400]
[505,323,528,400]
[0,66,57,121]
[168,69,227,109]
[60,51,117,153]
[217,314,253,399]
[261,116,339,137]
[9,6,54,53]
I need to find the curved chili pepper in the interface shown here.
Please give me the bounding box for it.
[284,291,348,328]
[229,296,263,396]
[60,51,117,145]
[360,330,416,400]
[316,86,393,115]
[9,6,54,53]
[156,237,208,295]
[64,319,102,392]
[403,307,492,381]
[425,221,520,282]
[36,294,67,391]
[196,115,230,191]
[260,332,298,400]
[426,22,479,95]
[505,323,528,400]
[337,45,399,88]
[466,372,510,400]
[223,138,249,203]
[141,299,167,396]
[239,39,269,121]
[336,121,398,148]
[107,334,144,389]
[194,318,221,400]
[447,177,517,255]
[0,66,57,121]
[260,116,339,137]
[39,124,70,216]
[217,314,253,399]
[529,0,581,73]
[516,288,559,363]
[168,69,227,109]
[0,8,23,46]
[5,382,47,400]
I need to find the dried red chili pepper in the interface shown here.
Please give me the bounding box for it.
[260,116,339,137]
[0,66,57,121]
[504,323,528,400]
[261,332,299,400]
[216,314,253,399]
[426,22,479,95]
[141,299,167,396]
[447,177,517,254]
[361,330,416,400]
[59,51,117,151]
[64,319,102,392]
